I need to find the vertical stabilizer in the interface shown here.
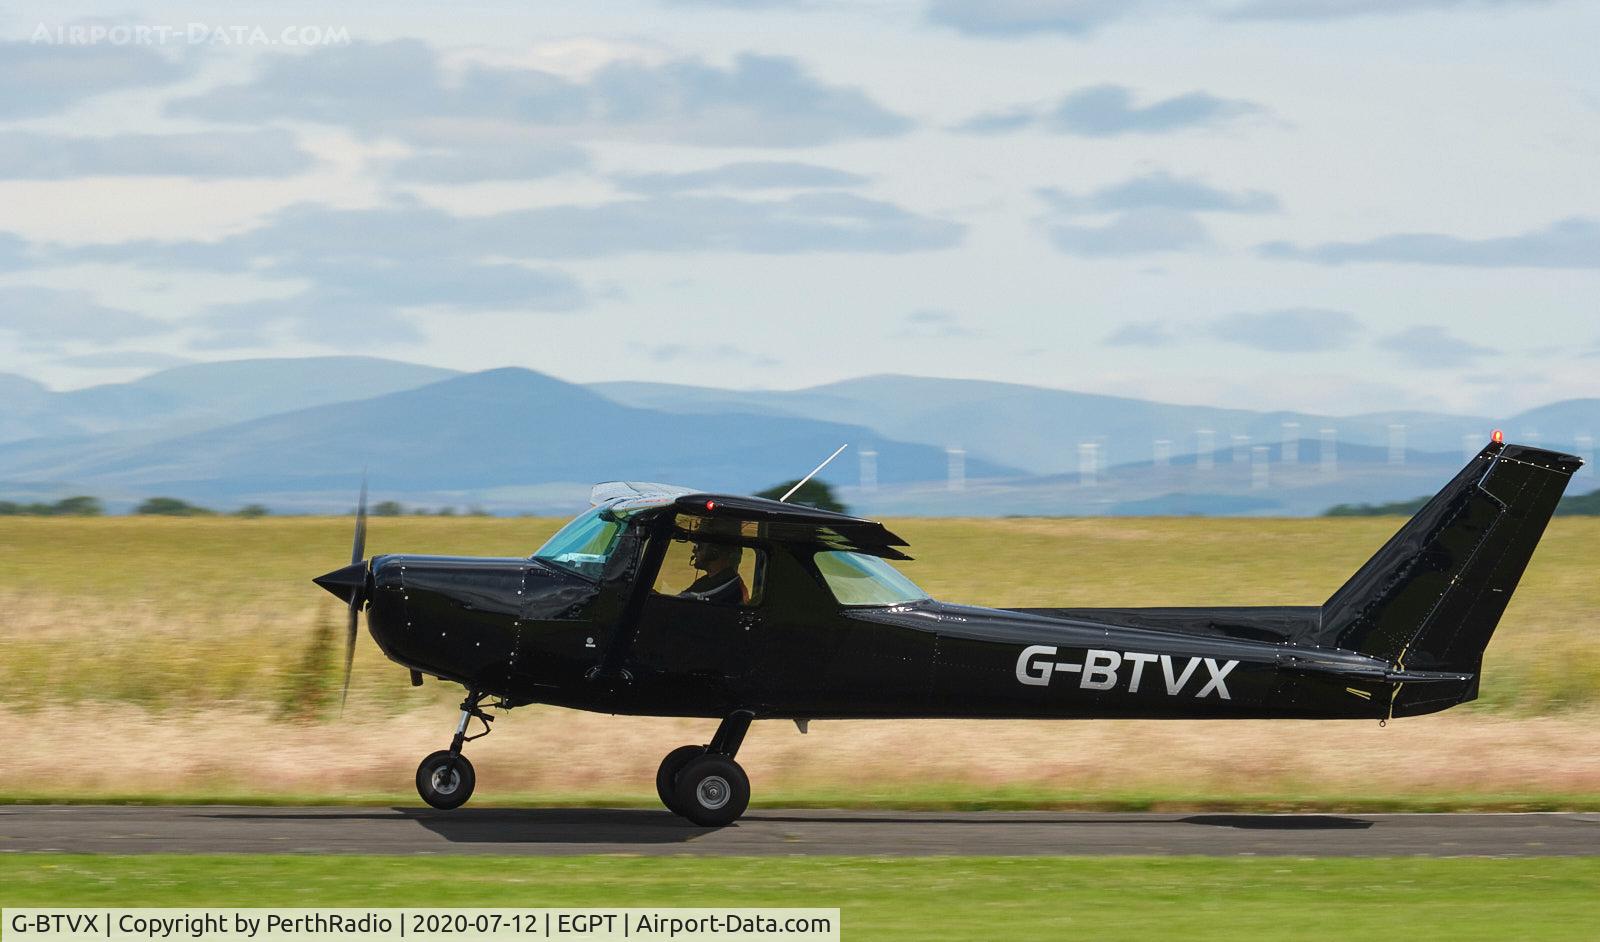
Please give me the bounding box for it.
[1319,441,1581,675]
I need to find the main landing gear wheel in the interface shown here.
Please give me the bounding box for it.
[656,745,707,814]
[672,754,750,827]
[416,750,476,810]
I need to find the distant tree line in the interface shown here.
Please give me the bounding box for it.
[4,481,1594,519]
[1323,497,1430,517]
[0,496,104,516]
[137,497,273,517]
[0,496,269,517]
[1555,489,1600,516]
[1325,487,1600,517]
[372,501,491,516]
[5,483,848,518]
[0,496,503,517]
[133,497,271,516]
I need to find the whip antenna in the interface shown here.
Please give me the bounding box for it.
[780,444,848,502]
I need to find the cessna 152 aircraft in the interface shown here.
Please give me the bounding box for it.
[315,435,1581,825]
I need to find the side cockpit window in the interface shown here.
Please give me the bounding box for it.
[651,515,765,607]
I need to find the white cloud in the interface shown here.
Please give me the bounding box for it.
[0,286,170,352]
[1046,208,1211,256]
[1209,308,1362,352]
[1260,217,1600,269]
[1378,325,1494,369]
[170,41,912,148]
[961,85,1263,137]
[0,130,313,180]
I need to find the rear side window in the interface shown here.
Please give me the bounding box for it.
[813,550,927,606]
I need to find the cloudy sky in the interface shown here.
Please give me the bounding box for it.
[1,0,1596,415]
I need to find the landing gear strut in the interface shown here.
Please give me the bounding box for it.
[416,690,494,810]
[656,710,753,826]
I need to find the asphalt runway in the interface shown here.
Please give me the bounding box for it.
[2,806,1598,856]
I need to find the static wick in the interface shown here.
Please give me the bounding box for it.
[780,444,849,502]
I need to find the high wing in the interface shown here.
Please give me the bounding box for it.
[590,481,909,559]
[590,481,697,506]
[589,482,911,558]
[669,492,911,560]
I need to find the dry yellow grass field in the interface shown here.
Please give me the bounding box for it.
[1,514,1596,806]
[5,704,1600,808]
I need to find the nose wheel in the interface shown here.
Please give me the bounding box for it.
[656,710,754,826]
[416,751,475,809]
[416,690,494,810]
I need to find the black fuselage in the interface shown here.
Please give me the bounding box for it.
[365,550,1432,724]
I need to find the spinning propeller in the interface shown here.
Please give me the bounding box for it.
[312,476,370,711]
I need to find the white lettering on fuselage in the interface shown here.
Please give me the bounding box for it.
[1015,645,1238,699]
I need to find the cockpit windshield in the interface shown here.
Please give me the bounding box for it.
[532,506,630,579]
[813,550,929,606]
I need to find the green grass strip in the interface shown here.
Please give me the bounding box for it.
[2,855,1598,941]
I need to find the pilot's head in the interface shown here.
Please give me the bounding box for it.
[690,539,742,573]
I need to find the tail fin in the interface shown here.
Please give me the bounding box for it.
[1319,440,1581,676]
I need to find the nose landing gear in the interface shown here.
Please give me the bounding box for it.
[656,710,754,827]
[416,690,495,810]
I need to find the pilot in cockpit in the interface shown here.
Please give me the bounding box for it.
[681,537,747,605]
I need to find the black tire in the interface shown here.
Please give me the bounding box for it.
[416,750,475,810]
[656,745,706,813]
[672,754,750,827]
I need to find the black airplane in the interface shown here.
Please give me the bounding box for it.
[314,436,1581,825]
